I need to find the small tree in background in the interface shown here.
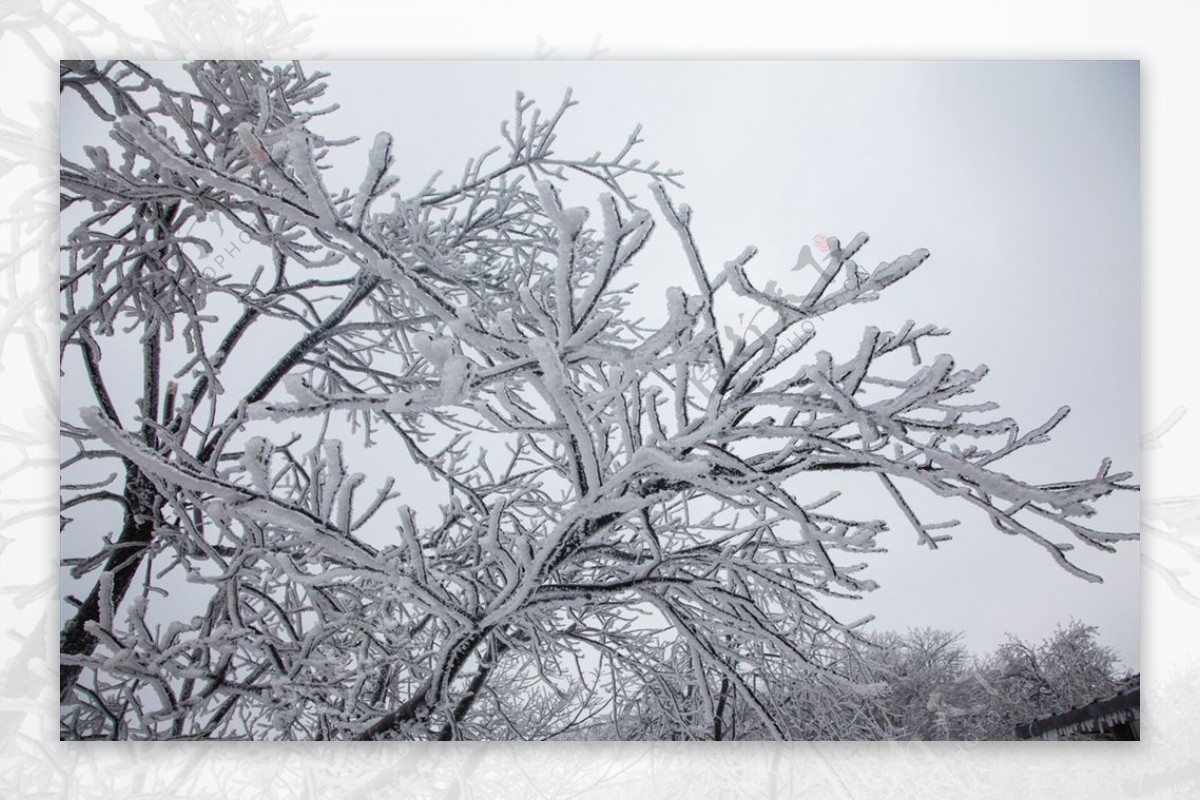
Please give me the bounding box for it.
[864,628,985,740]
[974,620,1126,738]
[59,59,1136,740]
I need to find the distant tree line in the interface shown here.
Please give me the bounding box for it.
[608,620,1131,741]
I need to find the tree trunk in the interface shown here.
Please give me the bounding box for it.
[60,462,160,700]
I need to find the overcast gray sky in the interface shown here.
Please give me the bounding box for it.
[302,59,1140,665]
[61,60,1140,667]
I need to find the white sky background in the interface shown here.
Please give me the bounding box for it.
[305,60,1141,667]
[59,60,1140,668]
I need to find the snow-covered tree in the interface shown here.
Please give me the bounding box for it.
[783,623,1131,741]
[59,60,1136,740]
[859,628,986,740]
[973,620,1127,739]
